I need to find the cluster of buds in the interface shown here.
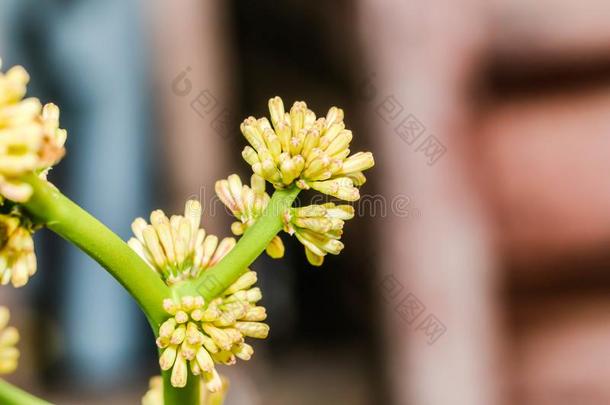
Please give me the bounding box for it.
[283,203,354,266]
[0,60,66,202]
[240,96,374,201]
[215,173,284,258]
[157,271,268,390]
[128,200,236,285]
[142,374,228,405]
[0,306,19,374]
[0,213,36,287]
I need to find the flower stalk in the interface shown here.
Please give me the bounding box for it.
[17,174,299,405]
[0,84,371,404]
[0,379,51,405]
[162,369,200,405]
[187,185,300,300]
[19,173,170,328]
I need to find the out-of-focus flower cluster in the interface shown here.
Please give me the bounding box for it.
[128,200,236,285]
[216,173,284,259]
[283,203,354,266]
[0,60,66,203]
[0,213,36,287]
[0,61,67,288]
[142,374,228,405]
[157,271,268,390]
[0,306,19,374]
[240,97,374,200]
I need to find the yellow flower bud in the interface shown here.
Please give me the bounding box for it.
[170,324,187,345]
[265,235,285,259]
[205,369,223,393]
[242,146,260,166]
[224,271,257,295]
[242,306,267,322]
[324,129,352,157]
[175,311,189,324]
[293,217,332,234]
[180,340,199,361]
[268,96,285,129]
[211,350,236,366]
[159,345,178,371]
[232,343,254,361]
[0,306,19,375]
[280,158,298,184]
[339,151,375,175]
[202,324,232,351]
[196,346,214,373]
[235,322,269,339]
[310,178,360,201]
[240,117,265,151]
[170,353,188,388]
[201,335,219,354]
[305,248,324,266]
[159,318,177,339]
[325,106,344,128]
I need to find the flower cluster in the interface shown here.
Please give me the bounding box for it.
[0,60,66,202]
[240,97,374,200]
[0,306,19,374]
[283,203,354,266]
[215,173,284,258]
[0,213,36,287]
[157,271,268,390]
[142,374,228,405]
[128,200,236,285]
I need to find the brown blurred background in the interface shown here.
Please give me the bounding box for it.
[2,0,610,404]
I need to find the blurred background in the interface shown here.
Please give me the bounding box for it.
[1,0,610,404]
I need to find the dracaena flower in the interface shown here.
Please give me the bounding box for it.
[215,173,284,258]
[142,374,228,405]
[0,306,19,374]
[283,203,354,266]
[240,96,374,201]
[0,61,66,202]
[0,213,37,288]
[128,200,236,285]
[156,271,268,390]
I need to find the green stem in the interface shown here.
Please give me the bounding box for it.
[162,370,200,405]
[0,379,52,405]
[166,185,298,404]
[18,177,299,405]
[21,174,170,328]
[191,186,300,300]
[20,175,204,403]
[167,186,299,403]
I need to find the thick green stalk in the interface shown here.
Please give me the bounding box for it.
[18,177,299,405]
[19,175,204,403]
[0,379,52,405]
[165,186,299,402]
[191,186,300,300]
[21,174,170,328]
[167,186,298,403]
[162,370,200,404]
